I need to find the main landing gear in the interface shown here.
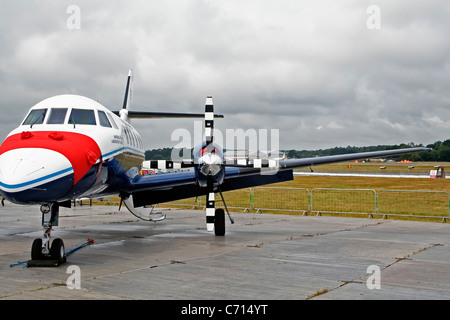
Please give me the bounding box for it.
[214,208,226,236]
[206,188,234,237]
[31,203,66,265]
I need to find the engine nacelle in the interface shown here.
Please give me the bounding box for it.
[193,142,225,188]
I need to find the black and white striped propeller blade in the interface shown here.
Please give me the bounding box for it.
[204,96,214,150]
[204,97,219,232]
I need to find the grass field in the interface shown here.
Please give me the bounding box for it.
[280,173,450,193]
[290,162,450,192]
[295,161,450,174]
[176,162,450,221]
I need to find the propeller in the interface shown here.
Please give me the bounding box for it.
[144,97,232,235]
[204,97,215,232]
[202,97,224,234]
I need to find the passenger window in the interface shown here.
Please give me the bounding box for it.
[23,109,47,126]
[68,109,96,125]
[47,108,68,124]
[98,110,112,128]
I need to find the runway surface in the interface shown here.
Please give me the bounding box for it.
[1,202,450,300]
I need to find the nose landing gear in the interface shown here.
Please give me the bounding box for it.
[30,203,66,265]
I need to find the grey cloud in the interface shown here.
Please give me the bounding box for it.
[0,1,449,151]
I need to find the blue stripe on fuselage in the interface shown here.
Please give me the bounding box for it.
[102,146,144,159]
[0,167,73,190]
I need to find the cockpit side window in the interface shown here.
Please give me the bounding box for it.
[22,109,47,126]
[98,110,112,128]
[68,109,96,125]
[106,112,119,129]
[47,108,68,124]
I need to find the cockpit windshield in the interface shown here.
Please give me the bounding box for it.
[68,109,96,125]
[22,107,110,128]
[47,108,68,124]
[22,109,47,126]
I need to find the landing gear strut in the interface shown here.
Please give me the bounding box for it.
[31,203,66,264]
[205,187,234,236]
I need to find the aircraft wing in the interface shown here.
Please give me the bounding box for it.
[129,167,293,207]
[128,146,430,207]
[222,147,430,172]
[278,147,430,170]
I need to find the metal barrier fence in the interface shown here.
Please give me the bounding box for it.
[250,187,450,222]
[377,190,450,220]
[311,188,377,216]
[162,188,253,212]
[253,187,310,214]
[94,187,449,222]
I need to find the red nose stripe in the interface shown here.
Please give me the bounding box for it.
[0,131,102,185]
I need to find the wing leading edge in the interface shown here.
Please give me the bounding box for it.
[279,147,430,170]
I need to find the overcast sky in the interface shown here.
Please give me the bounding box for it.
[0,0,449,151]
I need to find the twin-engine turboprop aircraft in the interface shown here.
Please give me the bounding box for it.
[0,70,429,263]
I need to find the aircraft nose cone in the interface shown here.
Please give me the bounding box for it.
[0,148,74,204]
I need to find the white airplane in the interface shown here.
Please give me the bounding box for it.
[0,70,429,263]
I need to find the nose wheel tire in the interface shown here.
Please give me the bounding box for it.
[31,238,44,260]
[50,238,65,263]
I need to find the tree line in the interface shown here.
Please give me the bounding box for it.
[145,139,450,162]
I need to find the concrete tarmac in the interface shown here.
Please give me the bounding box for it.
[1,202,450,300]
